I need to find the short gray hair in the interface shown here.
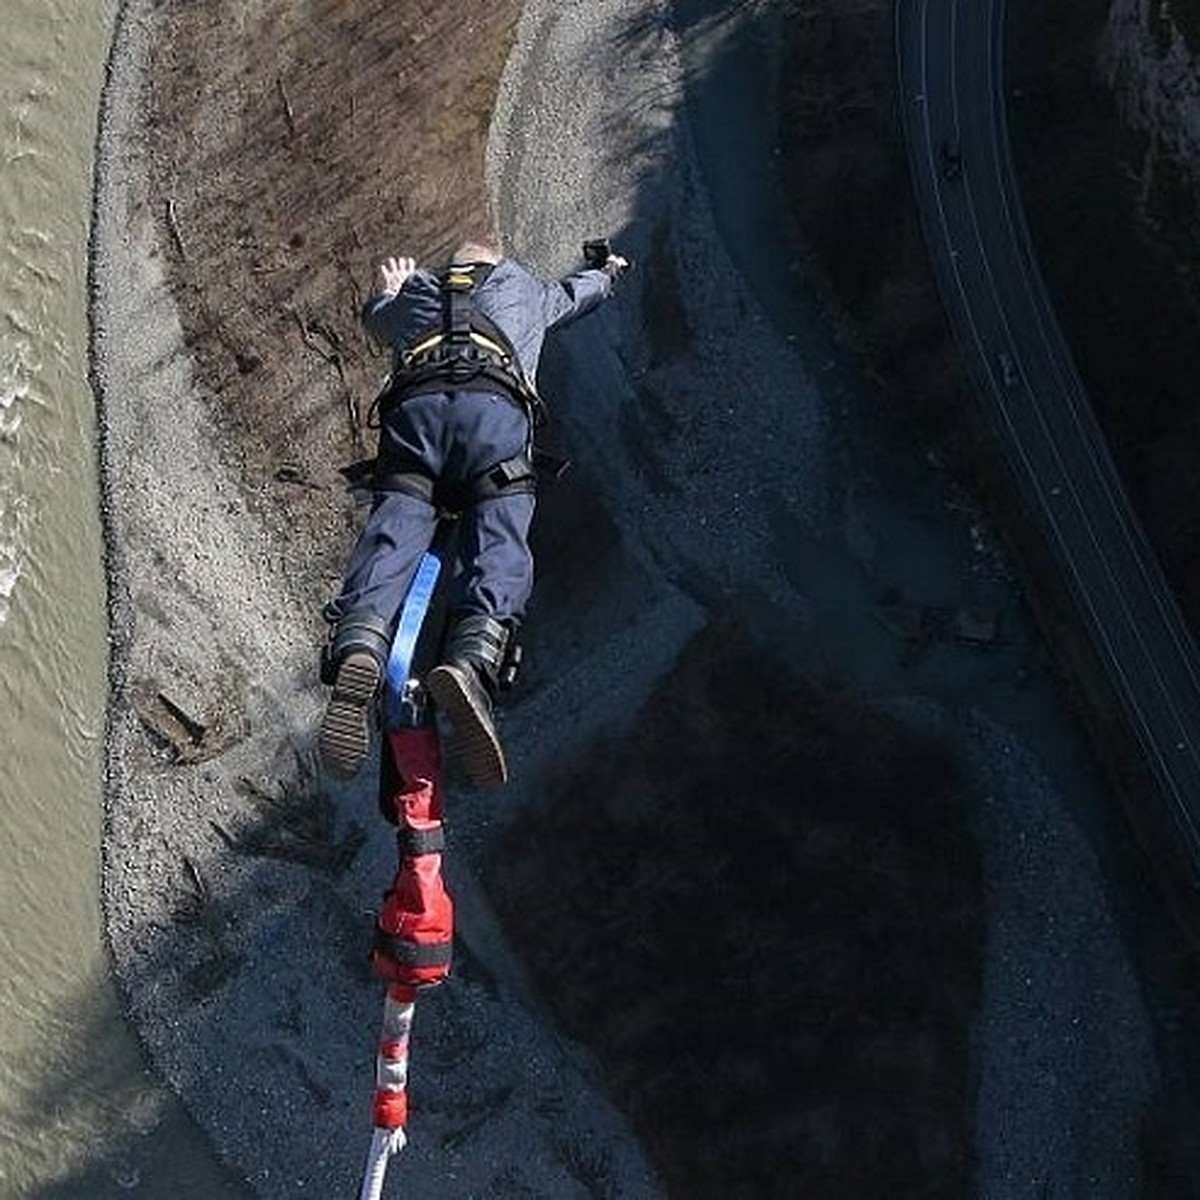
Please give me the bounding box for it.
[450,239,502,266]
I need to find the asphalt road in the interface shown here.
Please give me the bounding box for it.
[896,0,1200,901]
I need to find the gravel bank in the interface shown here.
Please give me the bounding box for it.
[92,0,1163,1195]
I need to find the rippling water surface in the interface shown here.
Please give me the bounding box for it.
[0,4,248,1194]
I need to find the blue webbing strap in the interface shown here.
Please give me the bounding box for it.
[383,549,443,730]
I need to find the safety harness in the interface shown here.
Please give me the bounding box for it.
[372,263,545,511]
[392,263,546,424]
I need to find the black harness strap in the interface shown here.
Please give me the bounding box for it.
[373,448,536,510]
[444,267,475,347]
[373,927,453,968]
[365,264,556,509]
[398,824,446,858]
[372,466,436,505]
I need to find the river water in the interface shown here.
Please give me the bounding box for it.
[0,4,248,1195]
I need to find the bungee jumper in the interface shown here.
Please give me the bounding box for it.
[319,236,628,787]
[335,237,626,1193]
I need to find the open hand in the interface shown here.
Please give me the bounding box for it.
[378,255,416,296]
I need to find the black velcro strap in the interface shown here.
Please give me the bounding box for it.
[373,468,436,504]
[470,452,538,503]
[398,824,445,857]
[373,928,453,968]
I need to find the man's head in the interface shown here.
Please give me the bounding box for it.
[449,238,502,267]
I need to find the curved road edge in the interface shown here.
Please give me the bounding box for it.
[896,0,1200,916]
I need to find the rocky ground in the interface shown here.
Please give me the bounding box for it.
[90,0,1195,1196]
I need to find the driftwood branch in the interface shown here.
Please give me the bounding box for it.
[289,310,361,444]
[290,310,345,378]
[277,77,296,136]
[166,197,188,260]
[345,388,362,450]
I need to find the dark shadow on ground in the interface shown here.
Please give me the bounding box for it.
[1006,4,1200,1189]
[497,16,997,1171]
[484,615,981,1200]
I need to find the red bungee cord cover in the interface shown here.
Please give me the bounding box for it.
[372,726,454,989]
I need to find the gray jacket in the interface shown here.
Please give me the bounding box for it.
[362,257,613,387]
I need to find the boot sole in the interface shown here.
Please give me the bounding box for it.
[425,664,508,787]
[319,651,382,780]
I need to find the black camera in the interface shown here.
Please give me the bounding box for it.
[582,238,612,270]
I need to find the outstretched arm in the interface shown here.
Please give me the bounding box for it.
[541,251,629,330]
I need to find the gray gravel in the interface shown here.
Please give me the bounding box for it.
[93,0,1160,1196]
[967,715,1154,1197]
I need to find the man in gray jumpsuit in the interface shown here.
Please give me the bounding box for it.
[320,238,627,787]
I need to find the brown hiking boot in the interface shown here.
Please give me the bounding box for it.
[317,608,390,780]
[319,651,384,779]
[425,613,510,787]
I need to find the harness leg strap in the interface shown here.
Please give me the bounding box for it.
[469,451,537,504]
[372,467,437,506]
